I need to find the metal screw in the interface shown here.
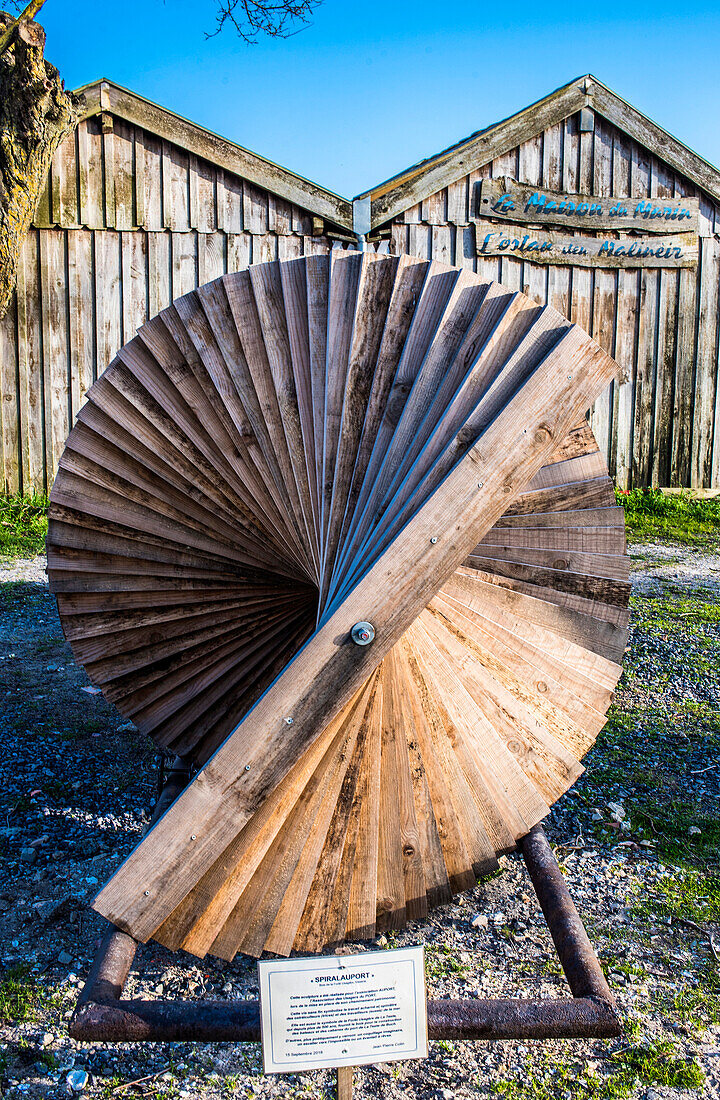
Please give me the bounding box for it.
[351,621,375,646]
[245,764,251,772]
[284,716,294,725]
[144,890,150,896]
[430,536,438,544]
[477,481,483,488]
[191,834,197,841]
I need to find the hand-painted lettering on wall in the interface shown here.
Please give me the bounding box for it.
[477,179,700,235]
[474,223,697,268]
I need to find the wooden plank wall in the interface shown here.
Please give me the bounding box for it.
[0,115,350,495]
[2,108,719,493]
[386,112,720,489]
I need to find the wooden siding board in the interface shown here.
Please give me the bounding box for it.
[95,231,122,378]
[15,233,43,492]
[198,232,226,284]
[39,230,70,478]
[121,231,148,343]
[77,117,104,229]
[113,120,135,231]
[147,231,171,318]
[692,238,720,486]
[67,230,95,423]
[52,130,80,228]
[138,131,163,230]
[652,269,679,485]
[189,154,217,233]
[163,141,190,231]
[446,178,468,226]
[243,181,269,234]
[671,265,699,485]
[588,118,618,474]
[227,232,252,272]
[103,126,117,230]
[171,231,198,298]
[421,189,447,225]
[0,296,19,494]
[218,170,244,234]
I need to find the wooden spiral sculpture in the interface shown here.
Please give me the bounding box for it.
[46,252,629,959]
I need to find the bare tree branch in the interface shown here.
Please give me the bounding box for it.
[208,0,321,43]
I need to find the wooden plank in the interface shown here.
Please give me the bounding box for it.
[33,172,53,228]
[476,222,696,268]
[15,231,45,492]
[446,177,468,226]
[51,130,80,228]
[95,231,123,378]
[137,130,163,230]
[479,177,699,233]
[198,233,226,284]
[121,232,148,342]
[227,232,251,272]
[67,230,95,422]
[691,238,720,487]
[0,293,19,493]
[671,265,699,485]
[162,141,190,231]
[103,122,116,230]
[39,230,69,480]
[189,153,216,233]
[147,232,171,319]
[171,232,197,298]
[243,181,269,234]
[113,120,135,231]
[421,188,446,225]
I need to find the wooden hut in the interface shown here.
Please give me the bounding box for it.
[357,76,720,490]
[1,73,720,494]
[0,80,355,495]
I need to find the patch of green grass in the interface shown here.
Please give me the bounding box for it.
[617,486,720,544]
[635,867,720,924]
[671,961,720,1031]
[630,802,720,864]
[0,966,57,1024]
[492,1040,704,1098]
[425,944,469,983]
[0,493,48,559]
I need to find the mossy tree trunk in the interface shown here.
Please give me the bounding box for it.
[0,7,79,320]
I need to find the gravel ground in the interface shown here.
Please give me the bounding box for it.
[0,542,719,1099]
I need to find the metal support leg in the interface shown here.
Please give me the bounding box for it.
[70,824,620,1043]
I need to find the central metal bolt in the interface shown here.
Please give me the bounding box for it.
[351,621,375,646]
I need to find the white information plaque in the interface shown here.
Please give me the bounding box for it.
[257,946,427,1073]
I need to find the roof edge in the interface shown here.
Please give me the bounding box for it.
[74,79,354,231]
[358,75,720,229]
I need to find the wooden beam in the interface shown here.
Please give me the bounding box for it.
[365,83,590,228]
[590,82,720,207]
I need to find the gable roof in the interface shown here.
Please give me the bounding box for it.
[76,79,354,232]
[357,75,720,230]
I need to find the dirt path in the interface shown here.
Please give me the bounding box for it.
[0,543,719,1099]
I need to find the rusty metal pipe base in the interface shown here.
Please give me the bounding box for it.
[70,824,621,1044]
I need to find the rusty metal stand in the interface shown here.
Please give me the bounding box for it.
[70,822,620,1044]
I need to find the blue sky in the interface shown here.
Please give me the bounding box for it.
[39,0,720,199]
